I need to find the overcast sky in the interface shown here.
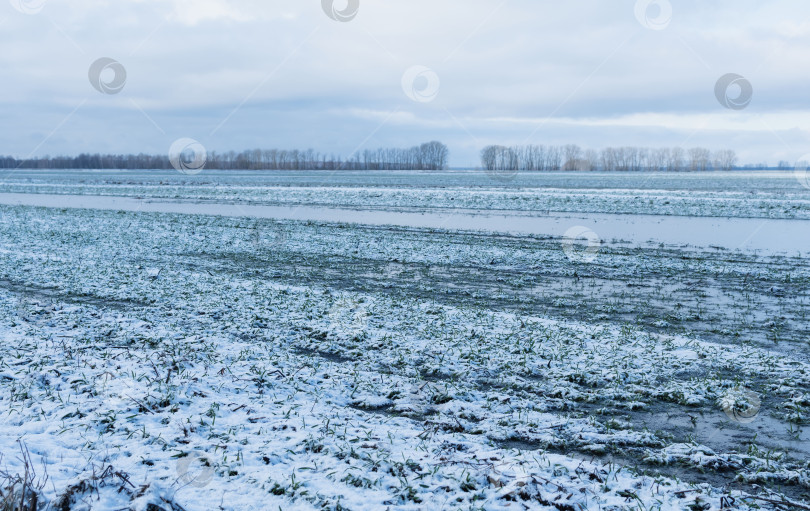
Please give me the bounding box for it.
[2,0,810,167]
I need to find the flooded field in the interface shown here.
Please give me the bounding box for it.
[0,170,809,510]
[0,192,808,255]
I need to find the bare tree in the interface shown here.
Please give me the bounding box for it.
[667,147,685,171]
[600,147,617,171]
[583,149,599,171]
[649,148,668,171]
[688,147,712,171]
[712,149,737,171]
[481,146,498,171]
[562,144,583,170]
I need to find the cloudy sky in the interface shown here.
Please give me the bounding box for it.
[2,0,810,167]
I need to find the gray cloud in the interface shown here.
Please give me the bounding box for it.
[1,0,809,166]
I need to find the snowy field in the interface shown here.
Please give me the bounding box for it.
[1,170,809,510]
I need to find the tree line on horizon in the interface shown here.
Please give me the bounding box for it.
[0,141,449,171]
[0,141,771,172]
[481,144,738,172]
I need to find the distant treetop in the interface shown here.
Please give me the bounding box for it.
[481,144,737,171]
[0,141,449,171]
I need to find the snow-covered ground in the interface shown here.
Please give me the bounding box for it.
[0,171,809,510]
[2,169,810,220]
